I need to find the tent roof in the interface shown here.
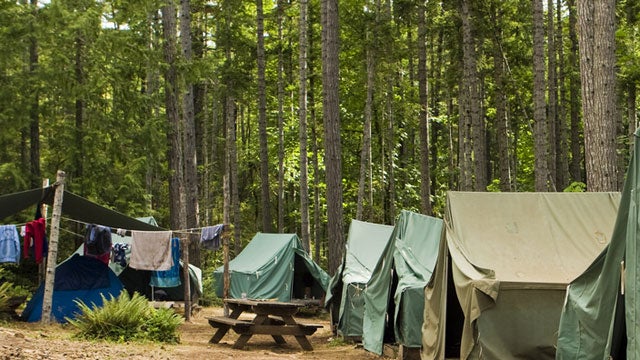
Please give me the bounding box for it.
[446,191,620,285]
[0,187,162,231]
[225,233,299,273]
[342,219,394,285]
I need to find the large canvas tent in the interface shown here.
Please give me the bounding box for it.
[362,210,443,354]
[213,233,329,302]
[325,219,394,340]
[556,131,640,359]
[423,191,620,360]
[21,254,124,322]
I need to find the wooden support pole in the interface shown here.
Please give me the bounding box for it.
[41,170,65,324]
[223,225,230,317]
[182,234,191,321]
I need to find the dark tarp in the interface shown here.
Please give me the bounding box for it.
[0,187,161,231]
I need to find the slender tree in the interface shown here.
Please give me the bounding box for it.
[533,0,549,191]
[322,0,344,275]
[298,0,311,252]
[568,0,583,183]
[418,0,433,214]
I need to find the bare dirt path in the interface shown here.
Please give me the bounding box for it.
[0,306,382,360]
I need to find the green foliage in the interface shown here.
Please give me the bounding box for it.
[563,182,587,193]
[67,291,183,344]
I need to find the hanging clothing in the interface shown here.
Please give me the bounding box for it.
[84,224,112,257]
[0,225,20,263]
[23,218,46,264]
[129,230,173,271]
[200,224,224,251]
[150,237,181,288]
[111,243,129,267]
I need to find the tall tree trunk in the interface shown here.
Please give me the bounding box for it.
[256,0,273,232]
[322,0,344,275]
[74,34,84,192]
[547,0,557,190]
[578,0,618,191]
[490,3,512,192]
[458,0,476,190]
[162,0,186,230]
[568,0,582,183]
[533,0,549,191]
[180,0,200,266]
[417,1,432,214]
[298,0,311,252]
[356,20,374,221]
[29,0,40,188]
[308,23,322,263]
[278,1,286,233]
[556,0,570,190]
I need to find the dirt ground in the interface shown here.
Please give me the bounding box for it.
[0,306,383,360]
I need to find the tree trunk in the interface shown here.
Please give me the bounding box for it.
[162,0,186,230]
[547,0,557,190]
[556,0,570,190]
[568,0,582,184]
[41,170,65,324]
[277,1,286,233]
[490,4,512,192]
[74,34,84,191]
[458,0,475,191]
[533,0,549,192]
[298,0,311,252]
[29,0,40,188]
[578,0,618,191]
[322,0,344,275]
[356,25,374,221]
[256,0,273,233]
[417,1,432,214]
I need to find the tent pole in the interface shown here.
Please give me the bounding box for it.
[223,225,230,317]
[41,170,65,324]
[182,234,191,321]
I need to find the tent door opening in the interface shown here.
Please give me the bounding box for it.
[445,255,464,358]
[610,285,627,359]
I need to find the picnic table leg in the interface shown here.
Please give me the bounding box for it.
[232,313,268,349]
[281,315,314,351]
[265,317,286,345]
[209,306,245,344]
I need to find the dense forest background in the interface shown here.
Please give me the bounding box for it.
[0,0,638,280]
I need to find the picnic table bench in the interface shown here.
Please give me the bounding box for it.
[207,298,322,351]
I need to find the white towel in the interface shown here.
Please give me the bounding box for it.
[129,230,174,271]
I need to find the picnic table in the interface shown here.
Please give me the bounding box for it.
[207,298,322,351]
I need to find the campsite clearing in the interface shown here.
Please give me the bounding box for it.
[0,305,380,360]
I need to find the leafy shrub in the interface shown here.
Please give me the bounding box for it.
[67,291,183,344]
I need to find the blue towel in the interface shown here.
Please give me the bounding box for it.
[150,237,181,288]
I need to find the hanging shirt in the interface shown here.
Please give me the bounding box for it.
[150,237,181,288]
[200,224,224,251]
[84,224,112,257]
[23,218,46,264]
[0,225,20,263]
[111,243,130,267]
[129,230,173,271]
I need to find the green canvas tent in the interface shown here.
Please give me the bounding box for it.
[556,131,640,359]
[423,191,620,360]
[325,219,394,340]
[212,233,329,302]
[362,210,443,355]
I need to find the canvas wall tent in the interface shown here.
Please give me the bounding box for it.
[73,217,203,303]
[212,233,329,302]
[422,191,621,360]
[21,254,124,322]
[556,131,640,360]
[362,210,443,355]
[325,219,394,340]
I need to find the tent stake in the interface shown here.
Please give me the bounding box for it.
[41,170,65,324]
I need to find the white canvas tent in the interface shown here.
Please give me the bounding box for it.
[422,191,620,359]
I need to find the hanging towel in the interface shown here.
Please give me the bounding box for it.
[150,237,181,288]
[23,218,46,264]
[200,224,224,251]
[129,230,173,271]
[0,225,20,263]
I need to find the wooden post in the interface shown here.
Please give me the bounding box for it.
[41,170,65,324]
[182,234,191,321]
[39,179,49,284]
[223,225,230,317]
